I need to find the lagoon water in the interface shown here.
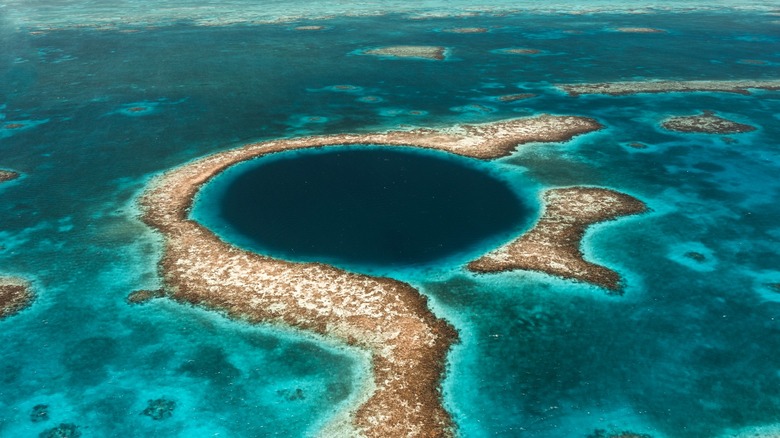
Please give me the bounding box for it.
[1,2,779,437]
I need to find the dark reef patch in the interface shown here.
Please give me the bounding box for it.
[278,388,306,401]
[685,251,707,262]
[30,404,50,423]
[39,423,81,438]
[127,289,165,304]
[141,398,176,420]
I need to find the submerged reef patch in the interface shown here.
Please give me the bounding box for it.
[468,187,647,291]
[450,103,497,114]
[137,115,636,437]
[141,398,176,420]
[30,404,50,423]
[0,118,49,138]
[0,277,34,319]
[588,429,653,438]
[558,79,780,96]
[360,45,448,60]
[667,242,717,272]
[661,111,757,134]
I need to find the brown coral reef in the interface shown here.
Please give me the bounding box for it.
[138,115,640,436]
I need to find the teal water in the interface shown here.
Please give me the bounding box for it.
[1,4,779,438]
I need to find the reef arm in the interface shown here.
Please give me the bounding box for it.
[468,187,647,292]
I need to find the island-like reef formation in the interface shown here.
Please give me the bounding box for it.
[0,277,34,319]
[469,187,647,291]
[661,111,757,134]
[138,115,643,437]
[558,79,780,96]
[361,45,448,61]
[0,169,20,183]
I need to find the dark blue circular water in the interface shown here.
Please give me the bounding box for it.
[196,146,536,269]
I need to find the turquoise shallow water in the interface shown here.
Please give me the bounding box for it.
[1,4,779,438]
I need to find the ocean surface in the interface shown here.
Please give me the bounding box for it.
[1,1,779,437]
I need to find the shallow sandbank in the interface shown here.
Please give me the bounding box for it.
[138,115,607,437]
[558,79,780,96]
[468,187,647,292]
